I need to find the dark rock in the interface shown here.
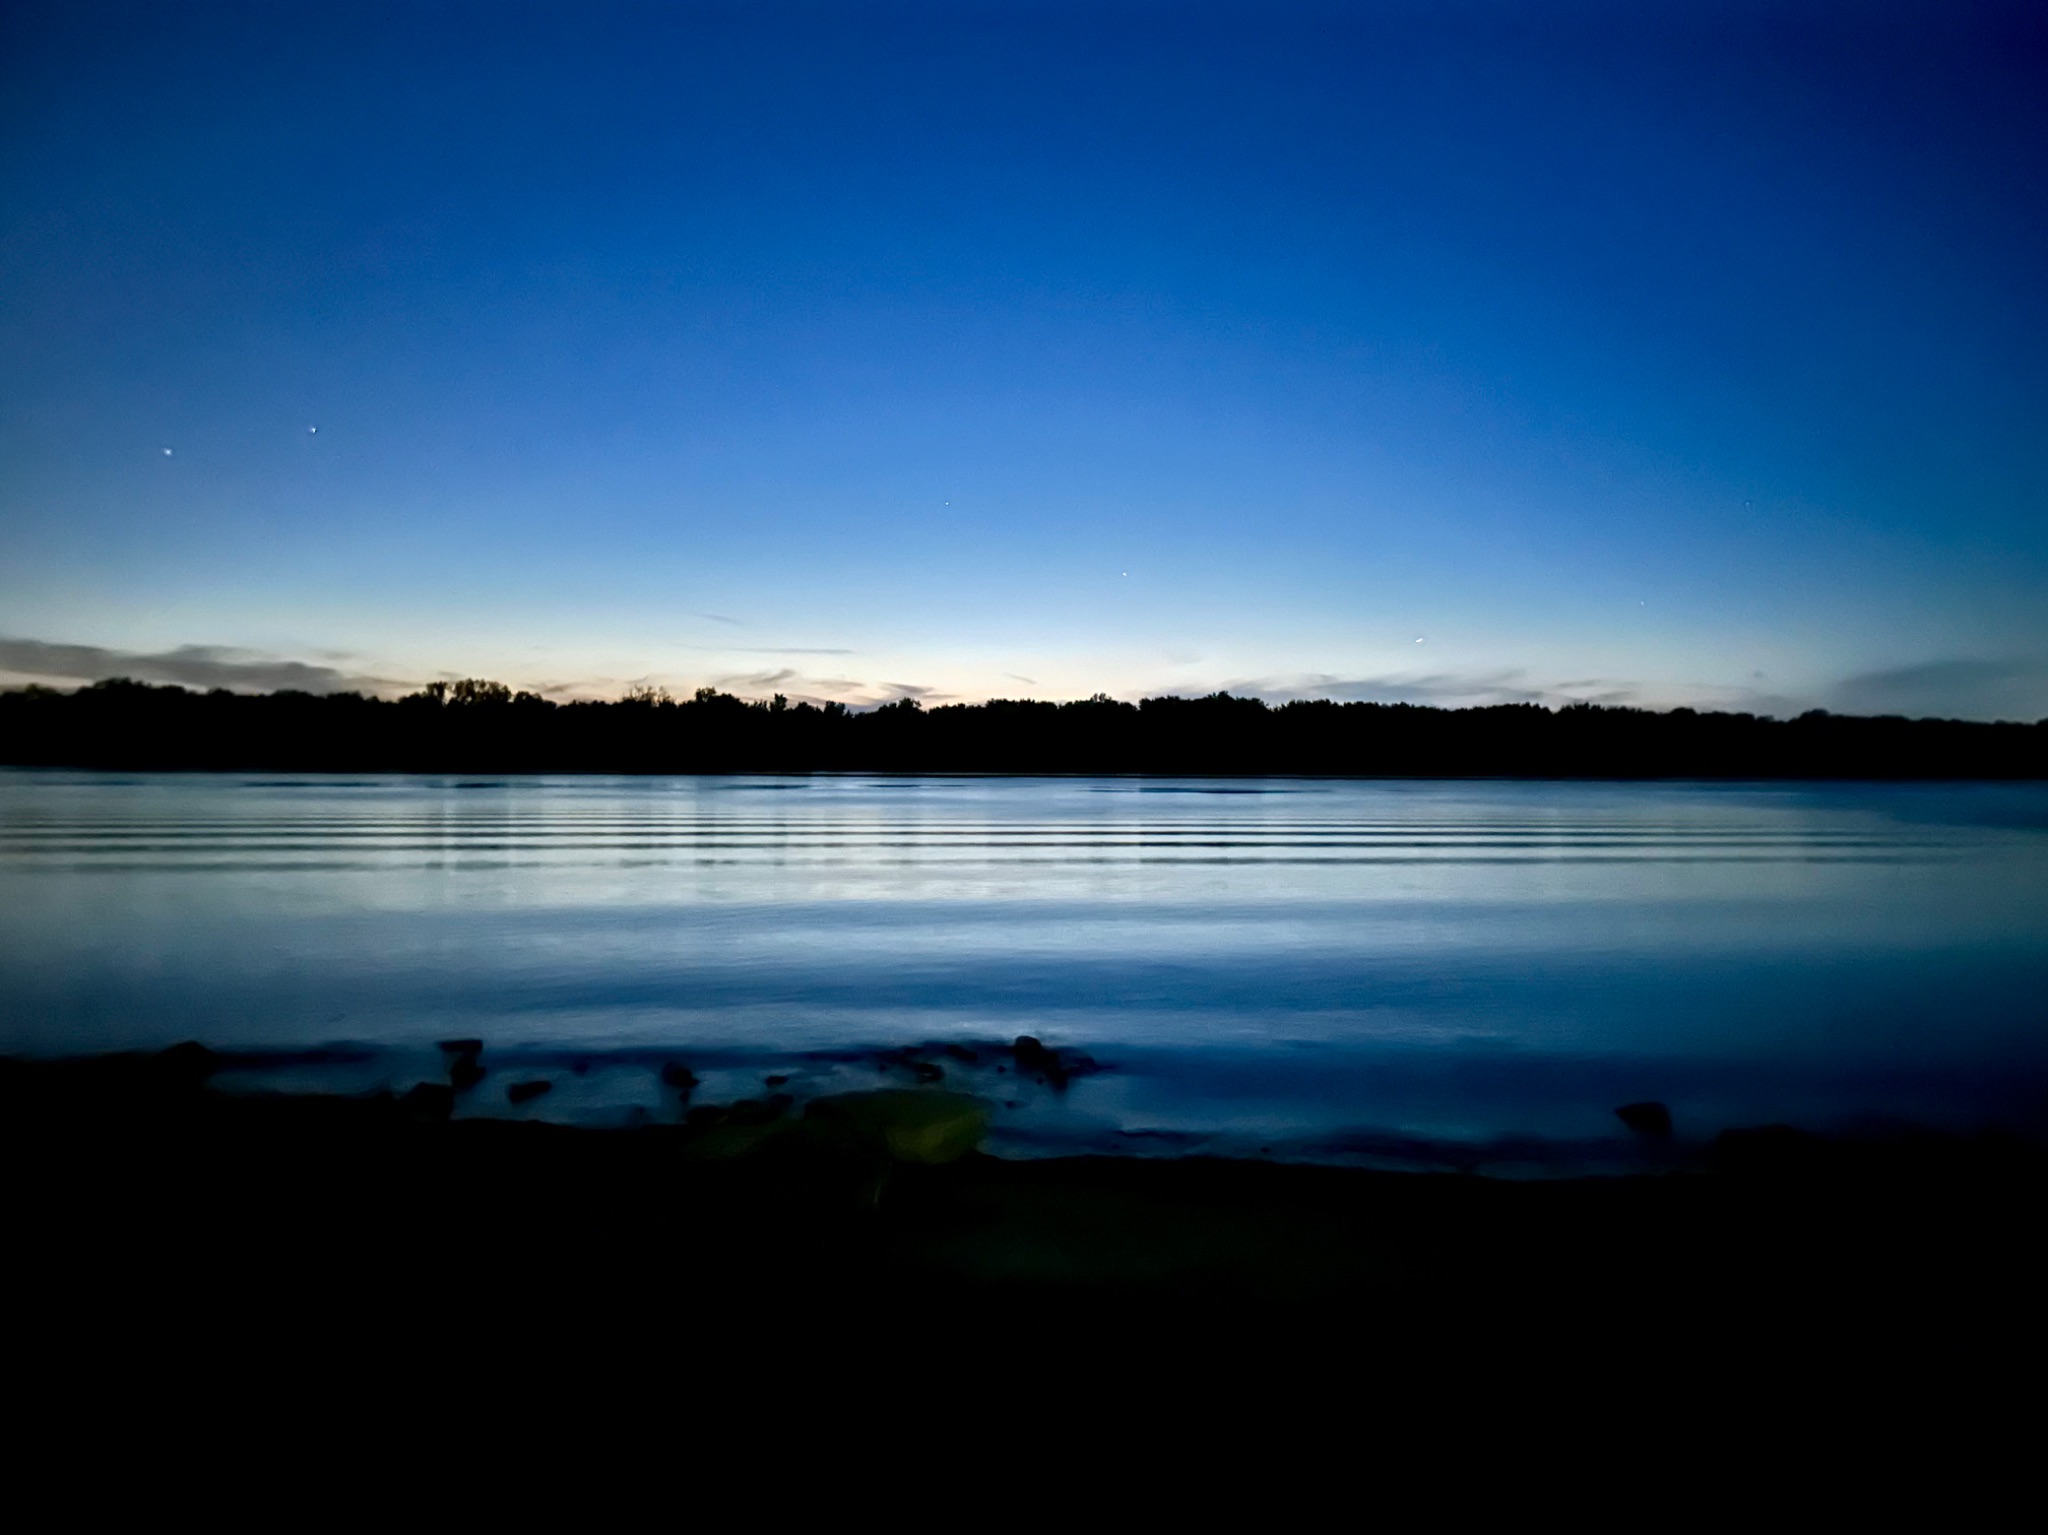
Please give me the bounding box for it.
[215,1045,375,1070]
[875,1047,929,1076]
[437,1037,485,1091]
[687,1094,791,1130]
[1714,1124,1829,1177]
[401,1082,454,1121]
[150,1041,222,1087]
[1012,1035,1069,1089]
[506,1079,552,1105]
[1013,1034,1052,1064]
[1616,1101,1674,1139]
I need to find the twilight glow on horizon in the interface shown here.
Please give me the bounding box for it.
[3,2,2045,719]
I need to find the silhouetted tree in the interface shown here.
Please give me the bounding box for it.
[0,676,2040,778]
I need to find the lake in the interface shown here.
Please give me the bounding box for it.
[3,769,2045,1170]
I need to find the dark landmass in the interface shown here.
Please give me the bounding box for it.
[2,676,2044,777]
[9,1046,2044,1402]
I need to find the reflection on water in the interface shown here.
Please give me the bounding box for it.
[2,770,2045,1164]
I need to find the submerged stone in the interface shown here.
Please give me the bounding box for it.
[1616,1101,1674,1139]
[1010,1035,1098,1090]
[151,1041,222,1088]
[401,1082,454,1121]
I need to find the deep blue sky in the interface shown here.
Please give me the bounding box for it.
[4,1,2045,717]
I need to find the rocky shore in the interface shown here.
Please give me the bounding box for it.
[7,1043,2044,1401]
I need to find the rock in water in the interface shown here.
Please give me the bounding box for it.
[1616,1101,1674,1139]
[439,1038,486,1092]
[401,1082,455,1121]
[1012,1035,1068,1089]
[151,1041,222,1086]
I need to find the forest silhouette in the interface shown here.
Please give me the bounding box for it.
[2,677,2043,777]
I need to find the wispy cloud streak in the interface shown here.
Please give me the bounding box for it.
[0,638,398,695]
[1213,669,1550,707]
[1829,659,2048,722]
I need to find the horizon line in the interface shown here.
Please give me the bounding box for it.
[8,673,2045,729]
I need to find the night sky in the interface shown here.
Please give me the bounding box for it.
[4,2,2045,718]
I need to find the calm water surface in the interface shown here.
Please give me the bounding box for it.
[4,770,2045,1166]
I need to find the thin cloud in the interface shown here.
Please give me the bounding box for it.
[1221,670,1549,707]
[876,681,944,704]
[1710,690,1808,719]
[526,678,614,701]
[714,667,804,692]
[0,637,398,695]
[1553,685,1654,707]
[710,667,866,702]
[680,644,857,654]
[1213,671,1811,714]
[1004,673,1039,687]
[696,613,745,627]
[700,667,947,709]
[1829,659,2048,722]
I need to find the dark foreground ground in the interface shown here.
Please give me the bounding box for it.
[8,1047,2046,1430]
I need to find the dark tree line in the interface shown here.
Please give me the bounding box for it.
[1,677,2043,778]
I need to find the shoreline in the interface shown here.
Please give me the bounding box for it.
[8,681,2043,779]
[23,1033,2036,1180]
[10,1046,2045,1360]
